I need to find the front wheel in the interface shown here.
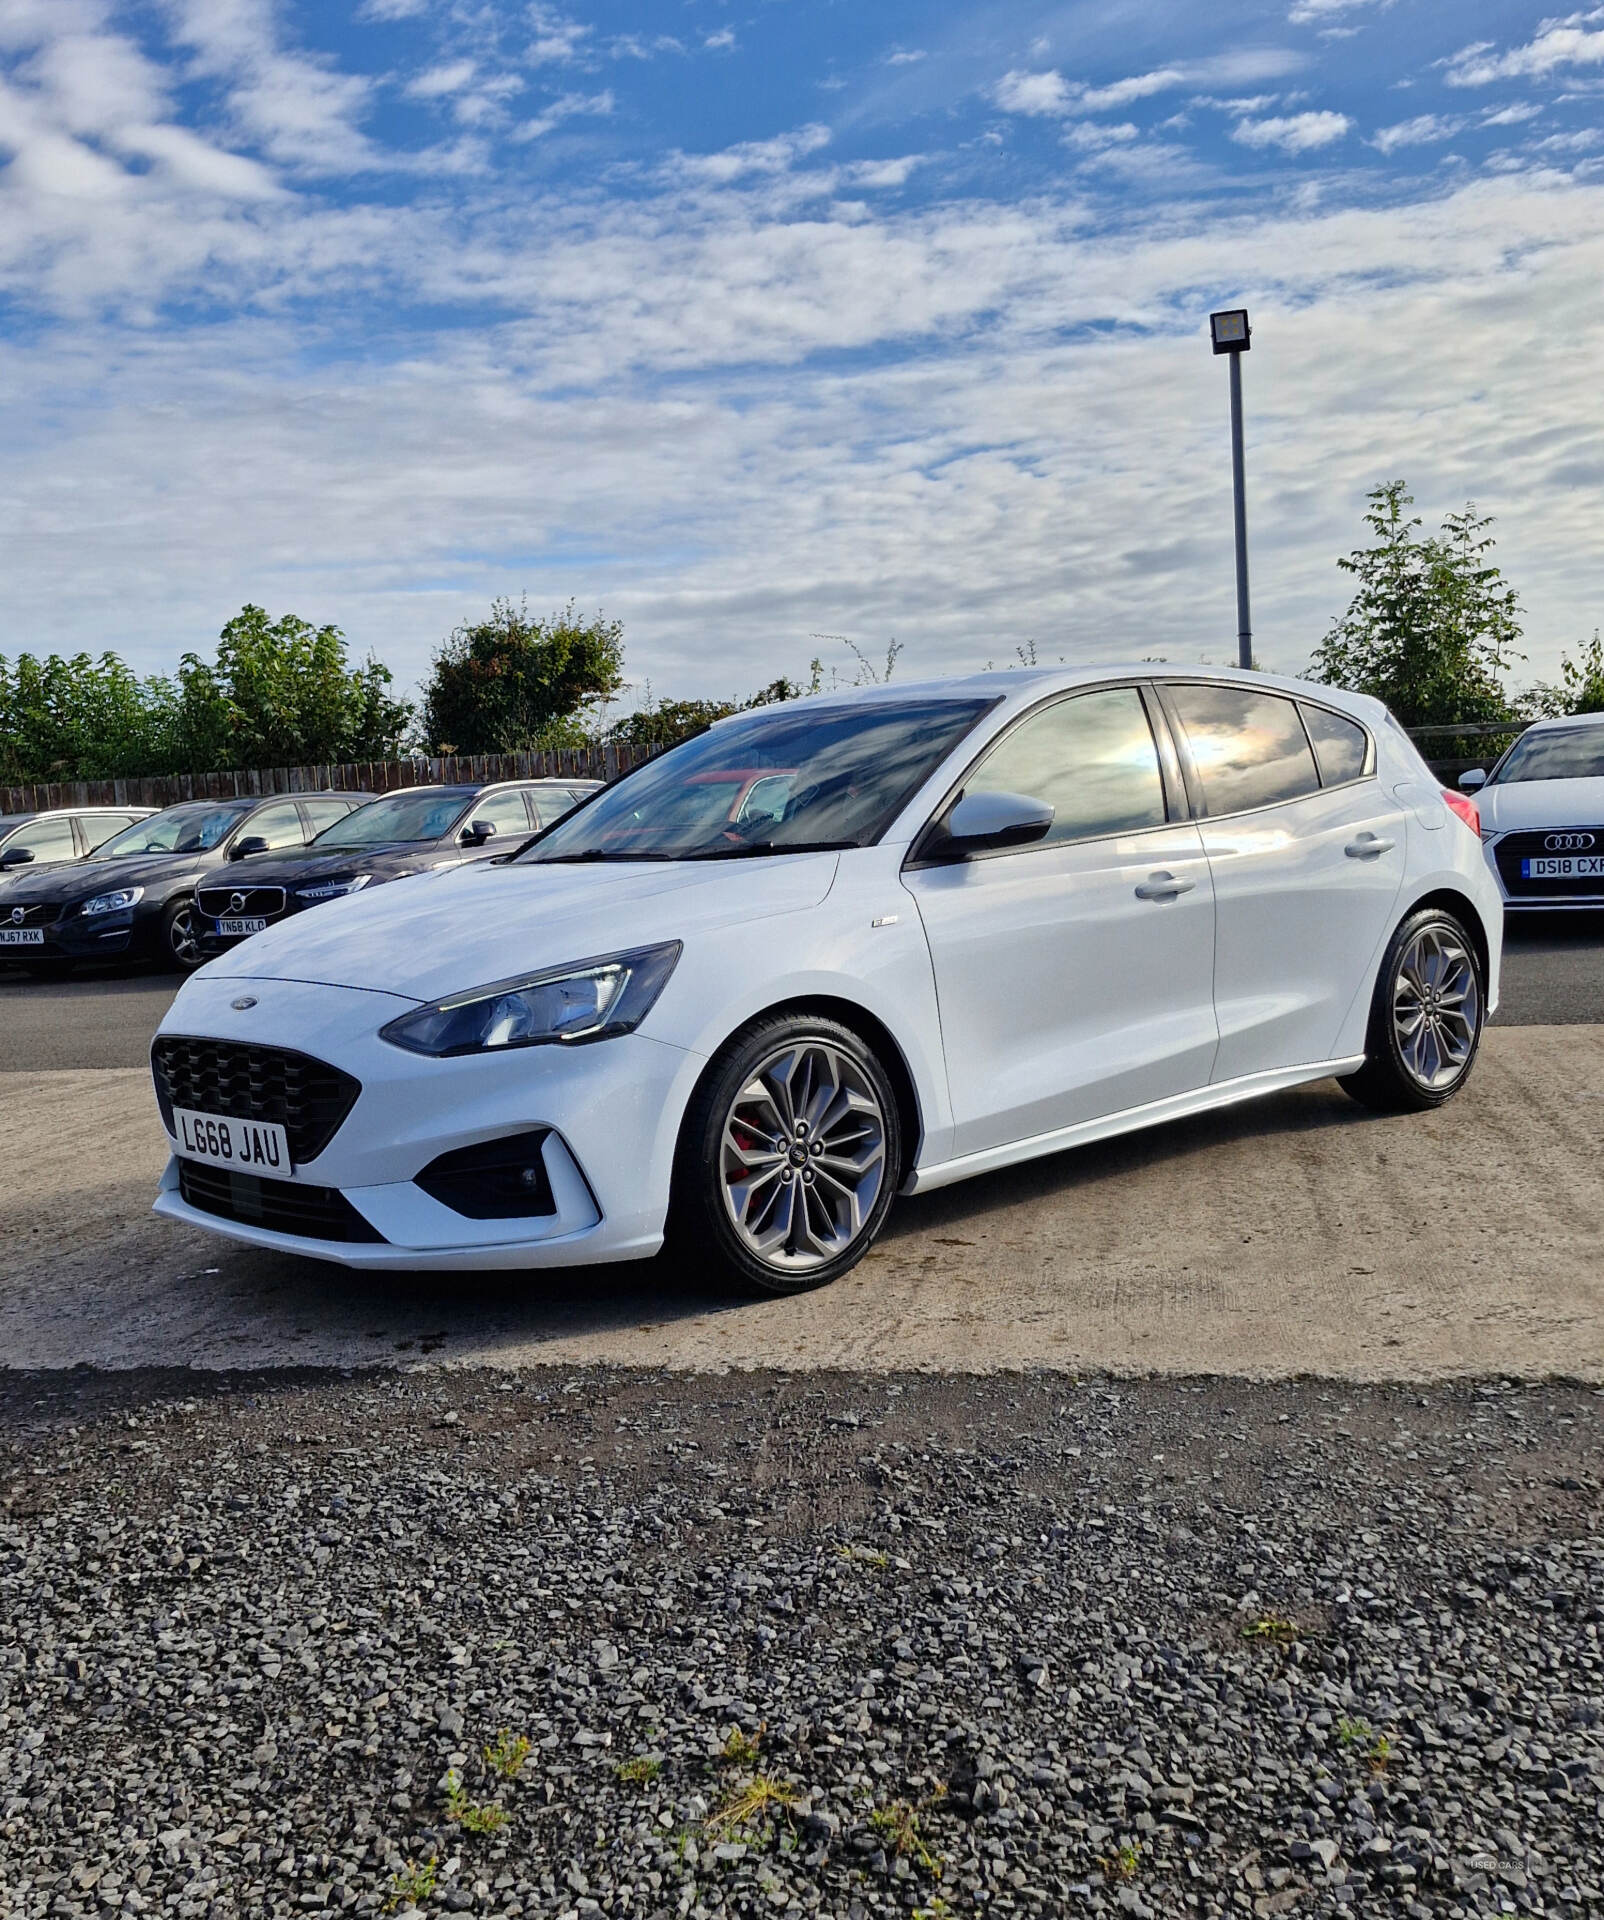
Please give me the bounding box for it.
[671,1013,902,1294]
[1340,907,1485,1113]
[160,897,205,973]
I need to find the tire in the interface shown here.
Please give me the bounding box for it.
[1340,906,1486,1113]
[670,1012,902,1295]
[160,897,205,974]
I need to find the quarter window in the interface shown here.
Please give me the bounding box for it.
[1168,685,1320,815]
[1299,703,1370,787]
[302,798,358,833]
[963,687,1168,847]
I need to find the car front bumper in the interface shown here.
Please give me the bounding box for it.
[149,973,708,1269]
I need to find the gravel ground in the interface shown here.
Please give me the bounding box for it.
[2,1368,1601,1920]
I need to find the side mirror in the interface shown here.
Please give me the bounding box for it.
[933,789,1055,859]
[1458,769,1487,792]
[229,835,270,861]
[0,846,35,868]
[461,819,496,845]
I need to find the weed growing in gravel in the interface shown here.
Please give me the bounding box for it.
[913,1900,960,1920]
[443,1768,509,1836]
[385,1856,438,1910]
[1336,1715,1373,1747]
[719,1724,763,1768]
[1098,1840,1141,1882]
[869,1800,943,1877]
[1368,1731,1395,1774]
[616,1755,662,1786]
[836,1543,890,1570]
[483,1729,530,1781]
[1241,1615,1298,1643]
[707,1773,802,1838]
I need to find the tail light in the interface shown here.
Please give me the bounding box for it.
[1441,788,1480,837]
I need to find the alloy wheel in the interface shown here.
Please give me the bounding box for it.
[1391,923,1481,1091]
[718,1039,888,1275]
[167,903,200,968]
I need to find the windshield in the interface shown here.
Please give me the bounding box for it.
[520,696,995,863]
[93,802,251,857]
[311,789,474,847]
[1492,727,1604,784]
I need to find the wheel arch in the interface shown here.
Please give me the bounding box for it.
[679,992,925,1178]
[1404,885,1493,992]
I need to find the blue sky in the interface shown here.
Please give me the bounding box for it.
[2,1,1602,710]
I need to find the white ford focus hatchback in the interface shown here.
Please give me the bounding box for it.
[150,666,1501,1292]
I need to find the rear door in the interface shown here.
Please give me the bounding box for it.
[904,684,1218,1160]
[1160,682,1407,1081]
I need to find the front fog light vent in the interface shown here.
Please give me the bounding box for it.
[414,1130,558,1219]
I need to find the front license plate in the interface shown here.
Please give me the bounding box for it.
[1522,855,1604,879]
[216,917,268,936]
[0,928,44,946]
[172,1107,292,1175]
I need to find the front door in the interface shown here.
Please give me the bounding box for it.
[903,685,1219,1161]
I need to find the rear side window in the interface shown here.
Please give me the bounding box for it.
[469,790,540,837]
[302,798,359,833]
[963,687,1168,846]
[245,802,311,851]
[1168,684,1320,815]
[1299,703,1370,786]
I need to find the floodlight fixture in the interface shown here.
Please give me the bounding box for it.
[1210,308,1251,354]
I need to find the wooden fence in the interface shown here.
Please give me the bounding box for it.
[0,744,652,817]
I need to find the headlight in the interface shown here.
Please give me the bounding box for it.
[295,875,371,901]
[80,887,143,916]
[380,942,682,1057]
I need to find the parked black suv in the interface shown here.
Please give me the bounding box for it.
[0,792,367,975]
[194,779,598,956]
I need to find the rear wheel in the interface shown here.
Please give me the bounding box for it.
[1340,907,1485,1113]
[671,1013,901,1294]
[161,897,205,973]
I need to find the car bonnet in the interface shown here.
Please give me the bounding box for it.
[193,851,844,1001]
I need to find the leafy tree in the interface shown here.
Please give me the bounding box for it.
[1526,631,1604,718]
[602,672,817,753]
[1309,481,1523,728]
[419,598,626,754]
[0,650,179,783]
[172,606,410,769]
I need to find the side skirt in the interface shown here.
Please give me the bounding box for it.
[902,1056,1368,1196]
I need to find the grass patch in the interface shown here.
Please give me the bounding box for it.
[1099,1840,1141,1882]
[706,1773,802,1838]
[616,1754,663,1787]
[1241,1615,1299,1643]
[385,1856,438,1911]
[719,1724,763,1768]
[443,1769,509,1836]
[869,1800,943,1877]
[483,1729,530,1781]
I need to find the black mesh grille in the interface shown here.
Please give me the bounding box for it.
[1,901,63,927]
[195,884,288,919]
[1493,828,1604,897]
[177,1160,383,1243]
[151,1038,360,1164]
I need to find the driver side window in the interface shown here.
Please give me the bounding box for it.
[963,688,1168,847]
[244,802,310,851]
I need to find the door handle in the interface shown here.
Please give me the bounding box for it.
[1134,871,1195,901]
[1344,834,1396,859]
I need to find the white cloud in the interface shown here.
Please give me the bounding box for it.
[704,28,735,53]
[670,124,832,184]
[1372,113,1464,153]
[996,53,1301,121]
[847,155,924,188]
[1232,110,1351,151]
[886,50,926,67]
[1481,101,1544,125]
[993,68,1072,115]
[512,88,612,142]
[1061,121,1140,151]
[406,60,476,99]
[1445,14,1604,87]
[1287,0,1392,23]
[356,0,427,18]
[526,4,589,67]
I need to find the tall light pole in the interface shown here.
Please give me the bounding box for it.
[1210,307,1253,670]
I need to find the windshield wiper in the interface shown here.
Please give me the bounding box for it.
[683,839,859,860]
[530,848,680,864]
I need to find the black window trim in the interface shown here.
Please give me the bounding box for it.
[904,677,1188,870]
[1154,679,1377,825]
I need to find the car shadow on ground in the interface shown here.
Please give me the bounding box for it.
[168,1074,1377,1361]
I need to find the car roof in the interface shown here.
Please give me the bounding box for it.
[711,662,1389,725]
[1525,710,1604,733]
[0,804,156,823]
